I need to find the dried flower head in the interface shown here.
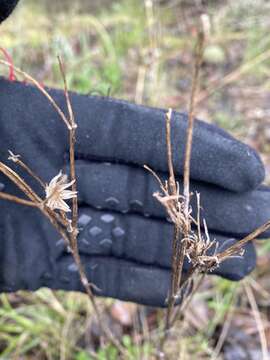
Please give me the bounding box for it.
[45,171,77,212]
[8,150,21,163]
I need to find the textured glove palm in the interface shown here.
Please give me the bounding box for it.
[0,78,269,306]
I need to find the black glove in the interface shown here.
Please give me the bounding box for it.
[0,0,19,23]
[0,77,269,307]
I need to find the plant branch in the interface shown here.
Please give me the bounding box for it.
[0,59,72,130]
[8,151,46,189]
[57,57,128,356]
[0,162,42,203]
[217,220,270,261]
[0,57,128,357]
[0,192,38,207]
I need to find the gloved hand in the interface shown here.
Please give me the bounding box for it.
[0,77,269,307]
[0,0,19,23]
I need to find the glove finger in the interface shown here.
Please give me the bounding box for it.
[53,239,256,307]
[52,206,256,281]
[51,255,175,307]
[51,232,255,307]
[0,78,263,191]
[73,160,270,238]
[0,0,19,23]
[72,94,264,192]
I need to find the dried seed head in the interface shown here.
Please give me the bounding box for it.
[45,171,77,212]
[8,150,21,163]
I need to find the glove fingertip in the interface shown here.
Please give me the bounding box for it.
[0,0,20,23]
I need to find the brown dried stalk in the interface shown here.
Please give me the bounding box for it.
[0,162,42,203]
[147,16,270,356]
[0,59,128,357]
[0,192,37,207]
[165,24,206,344]
[145,28,207,354]
[217,220,270,261]
[0,160,71,246]
[179,25,206,296]
[8,151,46,189]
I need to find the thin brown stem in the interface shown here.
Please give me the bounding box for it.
[42,207,71,247]
[176,25,205,307]
[165,225,181,325]
[57,57,128,357]
[8,151,46,189]
[183,31,205,202]
[0,57,128,357]
[211,294,235,360]
[217,220,270,261]
[0,162,71,247]
[159,110,183,353]
[171,273,205,327]
[58,56,76,128]
[0,162,42,203]
[57,56,78,240]
[245,283,268,360]
[0,192,38,207]
[158,23,206,356]
[166,108,176,194]
[69,129,78,242]
[144,165,165,191]
[0,60,72,130]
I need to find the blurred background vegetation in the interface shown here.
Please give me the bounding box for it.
[0,0,270,359]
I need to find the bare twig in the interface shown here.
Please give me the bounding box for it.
[183,30,205,203]
[144,12,270,360]
[0,57,129,358]
[196,48,270,105]
[0,192,38,207]
[180,25,205,287]
[150,23,206,356]
[0,162,42,203]
[211,291,236,360]
[57,57,78,242]
[245,283,269,360]
[164,108,182,333]
[56,57,128,356]
[166,108,176,193]
[170,273,205,328]
[217,220,270,262]
[8,150,46,189]
[166,22,206,337]
[0,59,72,130]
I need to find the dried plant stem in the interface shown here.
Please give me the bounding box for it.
[57,58,128,356]
[58,57,79,245]
[180,29,205,282]
[196,48,270,105]
[166,109,176,192]
[164,108,181,331]
[8,153,71,231]
[245,283,269,360]
[157,26,206,357]
[0,161,71,247]
[183,31,205,202]
[165,27,205,334]
[0,60,71,130]
[164,226,181,328]
[145,16,270,359]
[0,192,38,207]
[211,294,236,360]
[217,220,270,261]
[0,58,128,357]
[0,162,42,203]
[44,208,71,246]
[8,151,45,189]
[171,273,205,327]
